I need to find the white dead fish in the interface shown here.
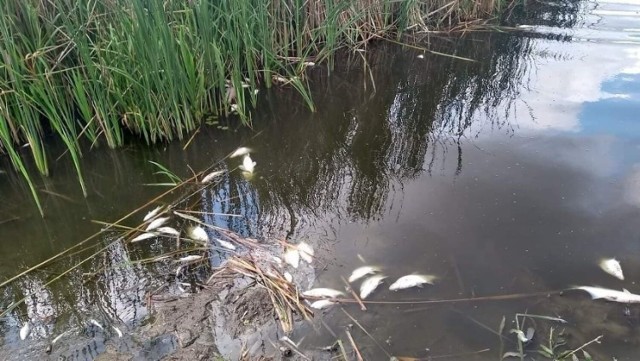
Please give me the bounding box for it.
[389,274,437,291]
[239,154,256,174]
[186,226,208,243]
[284,248,300,269]
[348,266,380,283]
[201,170,225,184]
[112,326,123,338]
[143,206,164,221]
[310,299,336,310]
[89,319,103,330]
[52,330,71,344]
[19,322,30,340]
[131,232,157,243]
[214,238,236,250]
[297,241,314,263]
[230,147,251,158]
[145,216,169,231]
[599,258,624,280]
[178,255,203,263]
[575,286,640,303]
[284,271,293,283]
[302,288,344,298]
[417,54,425,59]
[157,227,180,237]
[302,61,316,67]
[360,275,386,299]
[253,89,259,95]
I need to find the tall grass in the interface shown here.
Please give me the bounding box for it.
[0,0,511,215]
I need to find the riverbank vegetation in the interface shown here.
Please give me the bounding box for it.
[0,0,514,214]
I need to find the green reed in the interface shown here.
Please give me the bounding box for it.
[0,0,510,215]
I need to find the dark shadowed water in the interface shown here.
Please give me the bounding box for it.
[3,0,640,359]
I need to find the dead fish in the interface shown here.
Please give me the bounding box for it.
[173,211,201,223]
[284,248,300,269]
[348,266,380,283]
[297,241,314,263]
[360,275,386,299]
[214,238,236,250]
[186,225,208,243]
[302,61,316,67]
[130,232,157,243]
[51,330,72,344]
[89,319,103,330]
[284,271,293,283]
[239,154,256,174]
[145,216,169,231]
[510,327,535,343]
[178,255,203,263]
[112,326,123,338]
[599,258,624,280]
[201,170,225,184]
[230,147,251,158]
[157,227,180,237]
[19,322,30,340]
[302,288,344,298]
[389,274,437,291]
[143,206,164,221]
[310,299,336,310]
[417,54,424,59]
[575,286,640,303]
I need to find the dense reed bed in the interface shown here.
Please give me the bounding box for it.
[0,0,511,214]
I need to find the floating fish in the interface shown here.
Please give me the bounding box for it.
[239,154,256,174]
[112,326,123,338]
[575,286,640,303]
[19,322,30,340]
[178,255,203,263]
[284,248,300,269]
[389,274,436,291]
[186,226,208,243]
[348,266,380,283]
[230,147,251,158]
[214,238,236,250]
[599,258,624,280]
[89,319,103,330]
[145,216,169,231]
[360,275,386,299]
[131,232,157,243]
[173,211,201,223]
[284,271,293,283]
[310,299,336,310]
[201,170,225,184]
[302,288,344,298]
[51,330,70,344]
[297,242,314,263]
[510,327,535,343]
[157,227,180,237]
[417,54,425,59]
[143,206,164,222]
[302,61,316,67]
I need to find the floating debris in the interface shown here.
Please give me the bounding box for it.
[89,319,104,330]
[112,326,123,338]
[348,266,380,283]
[302,61,316,67]
[178,255,203,263]
[239,154,256,174]
[19,323,30,340]
[284,248,300,268]
[389,274,436,291]
[599,258,624,280]
[310,299,336,310]
[417,54,424,59]
[302,288,344,298]
[51,330,70,344]
[297,241,314,263]
[575,286,640,303]
[145,216,169,231]
[230,147,252,158]
[186,226,209,243]
[130,232,157,243]
[143,206,164,222]
[201,170,225,184]
[157,227,180,237]
[511,327,535,343]
[360,275,386,299]
[214,238,236,250]
[284,271,293,283]
[173,211,201,223]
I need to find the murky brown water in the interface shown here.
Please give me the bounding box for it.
[3,0,640,359]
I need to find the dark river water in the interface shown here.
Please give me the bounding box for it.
[3,0,640,359]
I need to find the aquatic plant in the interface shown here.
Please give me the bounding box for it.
[0,0,515,215]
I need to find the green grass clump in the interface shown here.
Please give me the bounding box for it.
[0,0,511,214]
